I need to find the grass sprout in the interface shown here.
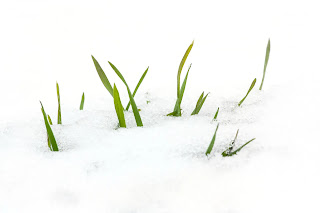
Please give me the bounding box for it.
[47,115,53,125]
[259,39,271,90]
[56,82,62,124]
[191,92,209,115]
[40,101,59,151]
[205,123,219,156]
[80,92,85,110]
[222,137,255,157]
[125,67,149,111]
[109,62,143,127]
[113,84,126,128]
[92,55,114,96]
[168,41,194,116]
[213,107,219,120]
[238,78,256,107]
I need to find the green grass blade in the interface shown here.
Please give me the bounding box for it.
[259,39,271,90]
[125,67,149,111]
[113,84,126,128]
[56,82,62,124]
[205,123,219,156]
[92,55,113,97]
[221,129,239,156]
[47,115,53,151]
[222,138,255,157]
[47,114,53,125]
[213,107,219,120]
[40,101,59,151]
[177,41,194,98]
[109,62,143,127]
[80,92,85,110]
[191,92,204,115]
[238,78,256,106]
[192,92,209,115]
[168,63,192,116]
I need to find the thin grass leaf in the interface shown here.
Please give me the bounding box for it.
[213,107,219,120]
[168,63,192,116]
[177,41,194,98]
[92,55,113,97]
[222,138,255,157]
[221,129,239,156]
[191,92,209,115]
[47,115,53,125]
[113,84,126,128]
[205,123,219,156]
[80,92,85,110]
[109,62,143,127]
[40,101,59,151]
[125,67,149,111]
[259,39,271,90]
[56,82,62,124]
[238,78,256,107]
[47,115,53,151]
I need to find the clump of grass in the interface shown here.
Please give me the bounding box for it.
[238,78,256,107]
[113,84,126,128]
[259,39,271,90]
[191,92,209,115]
[205,123,219,156]
[80,92,85,110]
[213,107,219,120]
[40,102,59,151]
[56,82,62,124]
[221,129,255,157]
[168,41,194,116]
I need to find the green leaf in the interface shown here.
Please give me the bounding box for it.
[113,84,126,128]
[125,67,149,111]
[92,55,113,97]
[56,82,62,124]
[213,107,219,120]
[222,138,255,157]
[238,78,256,107]
[47,114,53,125]
[191,92,209,115]
[259,39,271,90]
[168,63,192,116]
[205,123,219,156]
[80,92,85,110]
[109,62,143,127]
[40,101,59,151]
[177,41,194,98]
[221,129,239,156]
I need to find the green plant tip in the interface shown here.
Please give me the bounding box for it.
[259,39,270,90]
[238,78,256,107]
[113,84,126,128]
[80,92,85,110]
[205,123,219,156]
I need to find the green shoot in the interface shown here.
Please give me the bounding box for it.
[47,115,53,125]
[40,102,59,151]
[205,123,219,156]
[113,84,126,128]
[177,41,194,98]
[125,67,149,111]
[259,39,271,90]
[191,92,209,115]
[80,92,85,110]
[47,114,53,151]
[222,138,255,157]
[238,78,256,107]
[213,107,219,120]
[56,82,62,124]
[92,55,113,96]
[109,62,143,127]
[221,129,239,156]
[167,63,192,116]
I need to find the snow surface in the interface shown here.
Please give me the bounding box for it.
[1,0,320,212]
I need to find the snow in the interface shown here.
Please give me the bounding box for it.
[1,0,320,212]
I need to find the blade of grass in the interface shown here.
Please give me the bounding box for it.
[108,62,143,127]
[113,84,126,128]
[47,114,53,151]
[222,138,255,157]
[213,107,219,120]
[168,63,192,116]
[177,41,194,98]
[92,55,113,97]
[191,92,209,115]
[259,39,270,90]
[205,123,219,156]
[80,92,85,110]
[125,67,149,111]
[47,115,53,125]
[56,82,62,124]
[221,129,239,156]
[238,78,256,107]
[40,101,59,151]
